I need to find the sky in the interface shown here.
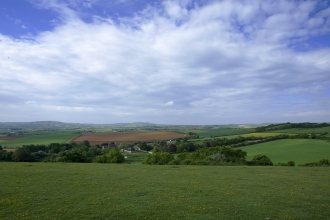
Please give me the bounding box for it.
[0,0,330,125]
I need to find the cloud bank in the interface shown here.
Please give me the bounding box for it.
[0,0,329,124]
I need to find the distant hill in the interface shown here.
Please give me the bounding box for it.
[2,121,320,131]
[0,121,85,130]
[0,121,161,131]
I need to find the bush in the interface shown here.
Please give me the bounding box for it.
[0,150,13,161]
[142,152,174,165]
[12,149,34,162]
[319,159,330,165]
[94,148,125,163]
[287,161,295,166]
[63,150,90,163]
[275,161,295,166]
[248,154,273,166]
[299,159,330,167]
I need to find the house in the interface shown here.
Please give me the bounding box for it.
[101,143,109,149]
[133,145,141,152]
[121,148,133,153]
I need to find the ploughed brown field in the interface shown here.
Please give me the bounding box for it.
[70,132,186,145]
[0,136,25,141]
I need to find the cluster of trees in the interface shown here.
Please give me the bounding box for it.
[145,133,314,156]
[94,148,125,163]
[0,141,123,163]
[1,147,36,162]
[256,122,329,132]
[0,146,13,161]
[143,146,274,166]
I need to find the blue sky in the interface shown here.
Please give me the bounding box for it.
[0,0,330,124]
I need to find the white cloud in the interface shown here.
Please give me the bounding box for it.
[0,0,330,123]
[165,101,174,106]
[25,101,37,105]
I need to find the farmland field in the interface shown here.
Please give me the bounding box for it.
[0,163,329,219]
[238,139,330,165]
[70,131,187,145]
[180,128,255,137]
[223,132,290,139]
[0,133,78,147]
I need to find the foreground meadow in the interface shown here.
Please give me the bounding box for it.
[1,163,329,219]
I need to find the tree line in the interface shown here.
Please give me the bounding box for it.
[255,122,329,132]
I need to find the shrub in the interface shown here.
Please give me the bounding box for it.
[142,152,174,165]
[63,150,90,163]
[173,147,247,166]
[249,154,273,166]
[275,161,295,166]
[299,159,330,167]
[287,161,295,166]
[0,150,13,161]
[319,159,330,166]
[12,149,34,162]
[94,148,125,163]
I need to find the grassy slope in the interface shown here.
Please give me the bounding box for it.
[0,163,329,220]
[238,139,330,165]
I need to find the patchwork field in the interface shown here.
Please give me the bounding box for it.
[238,139,330,165]
[70,131,187,145]
[0,163,329,220]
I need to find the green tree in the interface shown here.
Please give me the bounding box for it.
[249,154,273,166]
[143,152,174,165]
[139,142,153,151]
[0,148,13,161]
[12,149,34,162]
[82,140,91,148]
[152,146,159,153]
[94,148,125,163]
[63,149,89,163]
[168,144,177,153]
[311,132,316,139]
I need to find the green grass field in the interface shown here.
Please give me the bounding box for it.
[270,126,330,136]
[238,139,330,165]
[188,132,290,145]
[0,163,329,219]
[224,132,290,139]
[0,132,79,147]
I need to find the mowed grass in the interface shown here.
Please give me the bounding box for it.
[0,163,329,220]
[238,139,330,165]
[0,133,79,147]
